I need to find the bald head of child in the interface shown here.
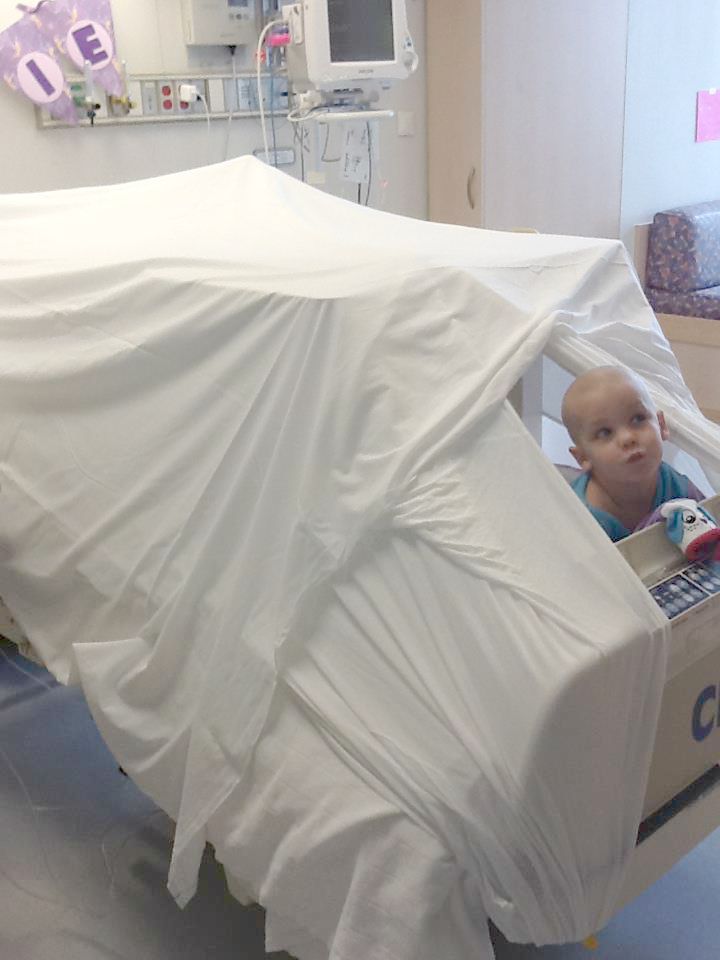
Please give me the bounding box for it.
[561,366,669,531]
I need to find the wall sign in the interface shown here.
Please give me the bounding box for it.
[696,88,720,143]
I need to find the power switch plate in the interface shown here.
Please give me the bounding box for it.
[207,77,226,113]
[141,81,158,115]
[397,110,415,137]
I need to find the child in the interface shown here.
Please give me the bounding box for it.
[561,365,705,541]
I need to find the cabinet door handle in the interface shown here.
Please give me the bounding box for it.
[466,165,477,210]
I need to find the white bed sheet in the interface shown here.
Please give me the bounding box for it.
[3,157,720,959]
[206,689,490,960]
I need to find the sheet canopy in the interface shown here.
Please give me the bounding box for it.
[1,157,720,959]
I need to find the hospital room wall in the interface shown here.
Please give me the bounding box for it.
[0,0,427,219]
[428,0,632,238]
[478,0,629,240]
[619,0,720,253]
[429,0,720,257]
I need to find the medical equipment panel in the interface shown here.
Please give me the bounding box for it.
[283,0,416,92]
[182,0,258,46]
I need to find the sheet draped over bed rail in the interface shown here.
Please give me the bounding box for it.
[1,157,720,959]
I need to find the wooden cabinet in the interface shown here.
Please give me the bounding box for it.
[426,0,629,238]
[427,0,484,227]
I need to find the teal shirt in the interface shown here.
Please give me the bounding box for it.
[571,461,705,542]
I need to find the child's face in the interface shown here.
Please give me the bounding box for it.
[570,378,669,489]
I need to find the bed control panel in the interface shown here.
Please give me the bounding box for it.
[649,561,720,620]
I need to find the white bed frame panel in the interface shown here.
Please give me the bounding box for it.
[656,313,720,424]
[618,775,720,908]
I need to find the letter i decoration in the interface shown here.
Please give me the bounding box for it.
[0,0,122,120]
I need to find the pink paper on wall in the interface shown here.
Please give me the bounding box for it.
[696,89,720,142]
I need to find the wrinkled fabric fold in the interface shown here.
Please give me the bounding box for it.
[1,157,718,958]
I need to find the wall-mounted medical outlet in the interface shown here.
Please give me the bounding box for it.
[37,72,289,128]
[223,76,253,113]
[67,79,109,121]
[123,80,144,117]
[222,74,287,113]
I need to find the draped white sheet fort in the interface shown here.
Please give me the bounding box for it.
[2,157,720,960]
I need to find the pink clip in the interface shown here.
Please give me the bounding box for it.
[267,31,290,47]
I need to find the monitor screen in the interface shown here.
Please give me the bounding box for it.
[328,0,395,63]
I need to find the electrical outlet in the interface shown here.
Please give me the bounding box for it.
[175,79,206,115]
[159,82,175,115]
[189,79,208,114]
[176,80,194,115]
[178,81,198,103]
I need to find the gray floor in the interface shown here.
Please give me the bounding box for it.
[2,640,719,960]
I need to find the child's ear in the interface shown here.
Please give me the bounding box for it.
[657,411,669,441]
[569,445,590,471]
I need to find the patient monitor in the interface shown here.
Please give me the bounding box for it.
[282,0,417,114]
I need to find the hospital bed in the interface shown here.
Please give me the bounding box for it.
[3,156,720,960]
[208,492,720,935]
[3,491,720,953]
[512,365,720,907]
[616,494,720,908]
